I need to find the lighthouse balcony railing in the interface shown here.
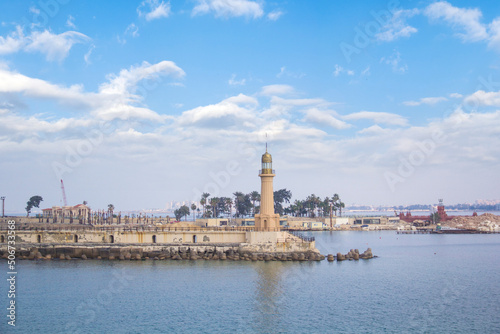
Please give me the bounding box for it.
[259,169,275,175]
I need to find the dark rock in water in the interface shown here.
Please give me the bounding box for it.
[298,253,306,261]
[327,254,335,262]
[336,253,344,261]
[135,254,142,260]
[119,254,125,260]
[353,253,359,260]
[292,253,299,261]
[81,254,87,260]
[65,255,71,260]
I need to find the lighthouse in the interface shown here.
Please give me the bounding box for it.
[254,146,280,231]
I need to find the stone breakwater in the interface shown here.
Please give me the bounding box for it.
[326,248,376,262]
[0,244,326,262]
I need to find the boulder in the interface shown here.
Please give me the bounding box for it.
[45,254,52,260]
[65,255,71,260]
[327,254,335,262]
[81,254,87,260]
[59,254,65,260]
[109,256,115,260]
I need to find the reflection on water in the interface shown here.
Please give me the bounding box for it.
[252,263,285,332]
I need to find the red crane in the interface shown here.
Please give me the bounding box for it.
[60,179,68,206]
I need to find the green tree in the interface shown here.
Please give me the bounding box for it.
[274,188,292,215]
[25,195,43,217]
[191,203,197,221]
[209,197,220,218]
[108,204,115,224]
[200,193,210,217]
[250,191,260,215]
[430,212,441,224]
[177,205,190,221]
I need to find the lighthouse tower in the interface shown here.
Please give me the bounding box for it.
[254,146,280,232]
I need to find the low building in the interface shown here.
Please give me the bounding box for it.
[41,204,90,224]
[194,218,230,227]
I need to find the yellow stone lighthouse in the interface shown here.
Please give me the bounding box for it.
[254,147,280,232]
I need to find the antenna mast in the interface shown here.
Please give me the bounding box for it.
[60,179,68,206]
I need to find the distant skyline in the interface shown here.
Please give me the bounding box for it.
[1,1,500,213]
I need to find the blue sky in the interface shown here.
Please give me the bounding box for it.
[1,0,500,213]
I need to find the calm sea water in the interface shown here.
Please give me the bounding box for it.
[1,231,500,333]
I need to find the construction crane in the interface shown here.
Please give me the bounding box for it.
[60,179,68,206]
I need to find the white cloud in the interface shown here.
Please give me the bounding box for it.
[333,64,343,77]
[376,9,419,42]
[125,23,139,38]
[276,66,306,79]
[66,15,77,29]
[0,60,185,123]
[267,10,283,21]
[138,0,171,21]
[333,64,354,77]
[228,74,246,86]
[260,84,294,96]
[403,96,448,106]
[343,111,409,126]
[464,89,500,106]
[304,108,351,130]
[99,60,185,98]
[0,26,25,55]
[193,0,264,19]
[0,66,90,105]
[449,93,463,98]
[84,45,95,65]
[424,1,488,42]
[178,94,258,127]
[0,28,91,62]
[361,66,371,76]
[380,50,408,74]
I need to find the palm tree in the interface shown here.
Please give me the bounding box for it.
[233,192,244,217]
[191,203,197,221]
[201,193,210,217]
[250,191,260,215]
[210,197,219,218]
[225,197,233,220]
[107,204,114,224]
[332,193,340,216]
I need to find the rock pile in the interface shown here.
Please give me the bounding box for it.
[0,246,326,262]
[327,248,375,262]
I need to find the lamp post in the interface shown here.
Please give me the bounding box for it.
[1,197,5,218]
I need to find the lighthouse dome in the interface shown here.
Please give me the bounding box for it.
[262,151,272,163]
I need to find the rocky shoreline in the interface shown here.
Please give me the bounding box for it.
[0,244,327,262]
